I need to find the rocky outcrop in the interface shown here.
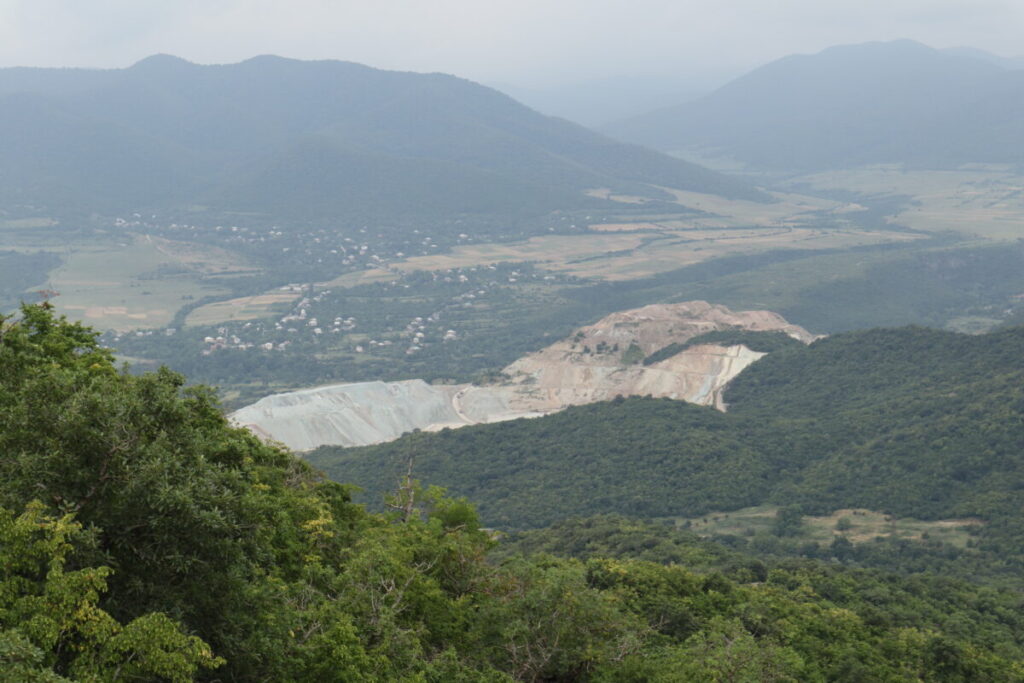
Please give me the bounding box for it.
[231,301,815,450]
[498,301,816,412]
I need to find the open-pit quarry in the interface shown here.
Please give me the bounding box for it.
[231,301,816,451]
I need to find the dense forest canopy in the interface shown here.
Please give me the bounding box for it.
[311,324,1024,584]
[4,303,1024,680]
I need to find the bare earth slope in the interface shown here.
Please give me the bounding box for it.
[231,301,814,450]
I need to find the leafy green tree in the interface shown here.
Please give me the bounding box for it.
[0,501,222,681]
[772,506,804,538]
[5,303,1024,681]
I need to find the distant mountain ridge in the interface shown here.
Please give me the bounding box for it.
[0,55,760,221]
[941,46,1024,71]
[604,40,1024,170]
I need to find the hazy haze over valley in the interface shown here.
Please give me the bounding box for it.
[3,0,1023,126]
[4,3,1024,679]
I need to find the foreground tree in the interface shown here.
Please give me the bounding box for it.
[3,303,1023,681]
[0,501,221,681]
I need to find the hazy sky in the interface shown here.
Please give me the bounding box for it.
[2,0,1022,87]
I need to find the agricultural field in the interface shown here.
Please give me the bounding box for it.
[316,268,398,288]
[0,179,925,332]
[555,226,918,281]
[653,186,868,229]
[0,217,59,230]
[789,165,1024,240]
[381,224,916,282]
[676,505,980,549]
[42,234,253,331]
[183,218,917,328]
[9,169,1020,408]
[186,291,300,326]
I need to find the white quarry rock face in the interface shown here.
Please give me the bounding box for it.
[232,380,469,452]
[231,301,816,451]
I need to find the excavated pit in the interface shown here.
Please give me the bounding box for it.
[232,301,816,451]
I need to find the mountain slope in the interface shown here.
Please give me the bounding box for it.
[307,325,1024,572]
[10,303,1024,681]
[604,40,1024,169]
[0,55,760,220]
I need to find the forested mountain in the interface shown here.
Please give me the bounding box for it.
[604,40,1024,169]
[310,324,1024,581]
[942,46,1024,71]
[3,303,1024,680]
[0,55,759,221]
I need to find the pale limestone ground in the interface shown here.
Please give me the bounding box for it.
[232,301,815,451]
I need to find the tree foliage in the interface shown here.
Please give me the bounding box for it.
[311,324,1024,583]
[3,303,1024,680]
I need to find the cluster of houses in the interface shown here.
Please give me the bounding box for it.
[401,314,457,355]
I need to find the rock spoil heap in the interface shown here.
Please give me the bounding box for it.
[232,301,815,450]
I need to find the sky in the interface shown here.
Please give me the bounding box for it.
[2,0,1022,89]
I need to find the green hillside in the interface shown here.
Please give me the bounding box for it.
[3,302,1024,680]
[604,40,1024,169]
[0,55,761,222]
[309,325,1024,582]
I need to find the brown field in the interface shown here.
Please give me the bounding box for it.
[584,188,656,204]
[0,217,58,230]
[590,222,665,232]
[567,228,918,281]
[656,186,865,229]
[382,226,917,283]
[587,185,865,231]
[388,233,649,272]
[148,235,259,276]
[186,292,301,326]
[187,268,397,326]
[317,269,397,288]
[791,166,1024,240]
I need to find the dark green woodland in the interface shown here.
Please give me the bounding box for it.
[5,304,1024,680]
[311,324,1024,585]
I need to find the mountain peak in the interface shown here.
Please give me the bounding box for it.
[129,54,195,71]
[603,39,1017,169]
[822,38,934,54]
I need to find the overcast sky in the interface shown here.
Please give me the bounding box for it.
[2,0,1022,88]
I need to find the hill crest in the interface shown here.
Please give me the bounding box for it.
[603,40,1024,169]
[0,55,762,221]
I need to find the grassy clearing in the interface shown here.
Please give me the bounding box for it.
[44,235,238,331]
[791,166,1024,240]
[675,505,980,548]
